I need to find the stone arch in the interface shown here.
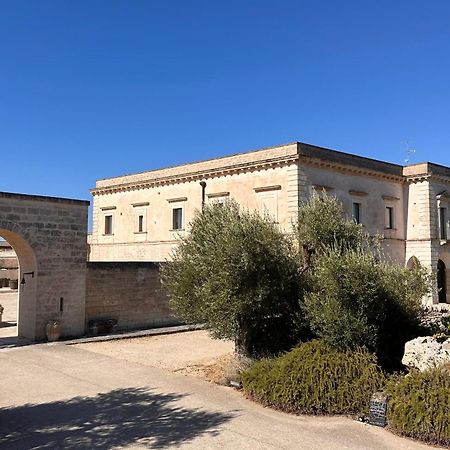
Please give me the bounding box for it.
[0,220,38,339]
[0,191,89,341]
[406,256,420,269]
[437,259,447,304]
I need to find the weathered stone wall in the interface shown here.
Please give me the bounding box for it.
[85,262,180,331]
[0,191,89,340]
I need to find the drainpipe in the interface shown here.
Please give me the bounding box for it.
[200,181,207,210]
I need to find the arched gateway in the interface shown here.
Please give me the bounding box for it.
[0,191,89,341]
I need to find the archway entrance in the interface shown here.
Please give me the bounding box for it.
[0,239,20,338]
[437,259,447,303]
[0,228,38,341]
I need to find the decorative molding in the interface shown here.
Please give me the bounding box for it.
[91,154,299,196]
[254,185,282,193]
[167,197,187,203]
[132,202,150,207]
[100,206,116,211]
[382,195,400,201]
[207,192,230,198]
[349,190,368,197]
[300,156,405,184]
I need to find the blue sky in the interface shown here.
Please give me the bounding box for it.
[1,1,449,203]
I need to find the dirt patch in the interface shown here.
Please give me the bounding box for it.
[76,330,234,380]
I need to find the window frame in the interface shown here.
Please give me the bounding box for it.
[385,206,394,230]
[439,206,448,240]
[352,202,361,224]
[138,214,144,233]
[172,207,184,231]
[104,214,113,235]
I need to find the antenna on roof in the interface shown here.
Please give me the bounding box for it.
[403,140,416,165]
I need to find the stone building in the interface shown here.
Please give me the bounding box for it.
[89,141,450,305]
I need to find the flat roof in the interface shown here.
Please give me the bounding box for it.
[95,141,409,187]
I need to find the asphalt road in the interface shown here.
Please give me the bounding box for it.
[0,341,437,449]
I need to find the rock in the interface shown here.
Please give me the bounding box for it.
[402,336,450,371]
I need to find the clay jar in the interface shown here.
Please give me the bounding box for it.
[46,320,61,342]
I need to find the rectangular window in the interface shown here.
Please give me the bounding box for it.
[385,206,394,229]
[172,208,183,230]
[439,207,448,240]
[352,202,361,224]
[104,215,113,235]
[138,215,144,233]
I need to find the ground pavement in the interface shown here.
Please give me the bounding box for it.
[0,333,438,449]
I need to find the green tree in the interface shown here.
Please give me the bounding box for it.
[295,194,369,256]
[161,200,301,357]
[296,194,429,370]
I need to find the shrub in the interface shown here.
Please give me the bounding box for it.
[242,340,385,415]
[304,248,428,371]
[386,367,450,446]
[161,200,304,357]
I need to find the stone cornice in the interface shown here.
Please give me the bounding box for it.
[91,154,299,196]
[299,156,405,183]
[91,142,450,196]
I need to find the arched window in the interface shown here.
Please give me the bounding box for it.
[437,260,447,303]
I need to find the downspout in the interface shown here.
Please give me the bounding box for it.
[200,181,207,210]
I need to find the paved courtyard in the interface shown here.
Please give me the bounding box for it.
[0,331,437,449]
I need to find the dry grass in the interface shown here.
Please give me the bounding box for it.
[204,352,254,386]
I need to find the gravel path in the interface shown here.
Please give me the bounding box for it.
[76,330,234,378]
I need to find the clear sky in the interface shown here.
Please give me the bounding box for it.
[1,1,449,204]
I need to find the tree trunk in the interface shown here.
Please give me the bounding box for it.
[235,314,252,357]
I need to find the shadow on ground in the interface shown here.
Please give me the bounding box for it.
[0,387,236,449]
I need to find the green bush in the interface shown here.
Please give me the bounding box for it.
[242,340,385,415]
[386,367,450,446]
[304,248,428,371]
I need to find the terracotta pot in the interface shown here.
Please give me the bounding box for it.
[46,320,61,342]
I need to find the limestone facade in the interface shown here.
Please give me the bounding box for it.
[89,141,450,305]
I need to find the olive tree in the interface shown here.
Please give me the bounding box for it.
[161,200,301,357]
[295,194,429,370]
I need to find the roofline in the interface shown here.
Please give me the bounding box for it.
[94,140,407,185]
[91,140,449,194]
[297,142,404,176]
[95,141,299,183]
[0,191,90,206]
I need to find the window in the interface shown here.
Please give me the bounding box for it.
[104,215,113,235]
[385,206,394,229]
[138,215,144,233]
[439,207,448,240]
[352,202,361,224]
[172,208,183,230]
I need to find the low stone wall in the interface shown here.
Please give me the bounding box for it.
[85,262,180,332]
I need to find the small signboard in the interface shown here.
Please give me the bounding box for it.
[369,392,388,427]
